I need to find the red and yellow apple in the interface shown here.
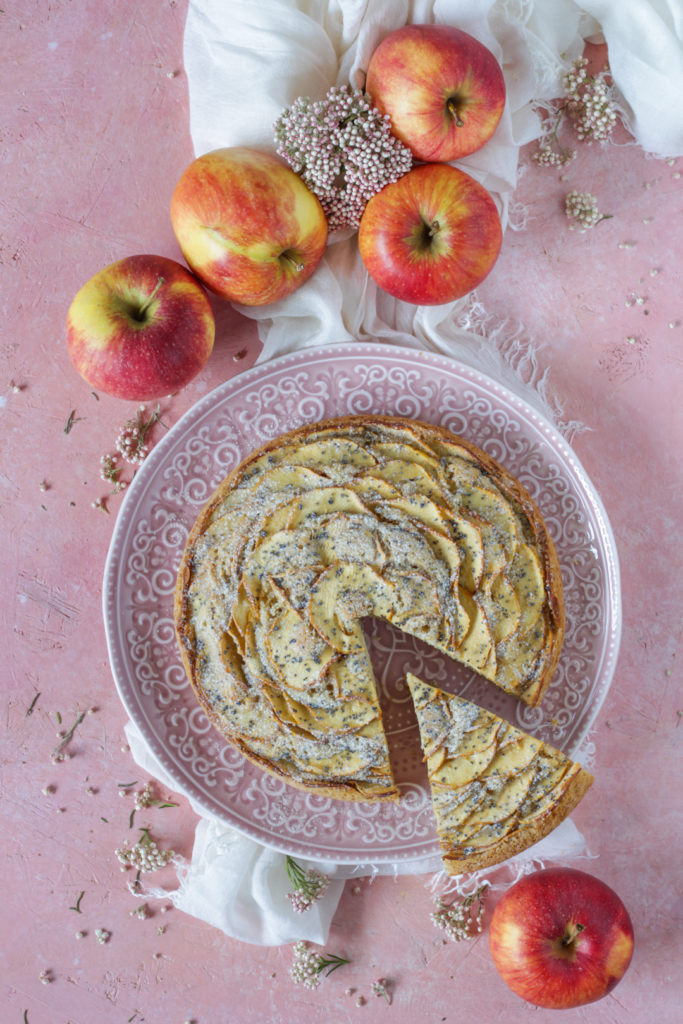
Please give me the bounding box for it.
[489,867,635,1010]
[66,254,215,401]
[366,24,506,163]
[170,147,328,306]
[358,162,501,305]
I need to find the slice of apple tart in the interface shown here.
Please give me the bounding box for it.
[406,673,593,873]
[175,415,565,801]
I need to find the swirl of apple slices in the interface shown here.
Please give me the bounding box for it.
[175,416,565,800]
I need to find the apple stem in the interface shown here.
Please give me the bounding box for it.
[281,252,305,273]
[562,922,586,947]
[136,276,165,320]
[447,99,465,128]
[428,220,441,238]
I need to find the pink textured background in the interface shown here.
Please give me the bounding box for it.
[2,4,681,1022]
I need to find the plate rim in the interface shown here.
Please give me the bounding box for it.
[103,342,622,864]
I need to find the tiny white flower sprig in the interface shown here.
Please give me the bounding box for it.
[99,454,126,494]
[285,855,330,913]
[372,978,392,1004]
[125,780,179,829]
[533,56,619,167]
[130,902,151,919]
[431,882,489,942]
[274,84,413,232]
[289,940,350,990]
[565,190,613,231]
[115,827,176,875]
[94,404,164,512]
[115,404,162,464]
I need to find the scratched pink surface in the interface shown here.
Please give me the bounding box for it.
[2,5,681,1023]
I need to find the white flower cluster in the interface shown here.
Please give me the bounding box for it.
[564,57,618,144]
[99,453,127,492]
[532,140,576,168]
[431,884,489,942]
[289,941,350,989]
[95,406,162,511]
[565,189,608,230]
[290,941,325,989]
[287,869,329,913]
[285,855,330,913]
[134,781,155,810]
[274,85,413,231]
[130,902,151,919]
[533,56,618,167]
[115,404,160,465]
[115,829,175,872]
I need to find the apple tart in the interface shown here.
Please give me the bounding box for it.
[175,415,565,803]
[407,673,593,873]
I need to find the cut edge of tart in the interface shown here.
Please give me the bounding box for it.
[406,672,593,874]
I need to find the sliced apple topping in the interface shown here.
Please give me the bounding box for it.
[239,462,329,499]
[308,562,394,651]
[312,512,384,566]
[384,568,447,645]
[350,474,401,500]
[283,437,378,474]
[458,484,518,557]
[371,435,439,463]
[508,542,545,634]
[287,744,381,779]
[372,458,446,502]
[326,646,379,703]
[264,685,377,737]
[265,605,338,690]
[456,589,495,677]
[283,486,369,527]
[494,620,548,699]
[450,516,484,592]
[269,566,324,615]
[381,494,452,534]
[446,763,538,835]
[471,516,507,578]
[481,571,522,645]
[215,628,248,686]
[228,579,251,640]
[241,529,318,605]
[432,736,500,788]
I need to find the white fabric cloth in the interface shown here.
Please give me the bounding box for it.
[136,0,682,945]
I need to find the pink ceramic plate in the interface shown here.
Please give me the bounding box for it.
[104,344,621,866]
